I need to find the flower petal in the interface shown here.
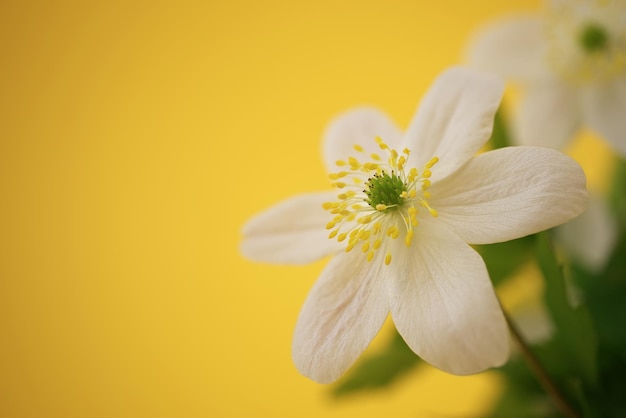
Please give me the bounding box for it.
[555,193,618,272]
[466,15,549,81]
[430,146,588,245]
[292,249,389,383]
[388,220,509,375]
[581,76,626,157]
[240,192,341,264]
[514,80,581,149]
[322,107,403,174]
[403,67,504,182]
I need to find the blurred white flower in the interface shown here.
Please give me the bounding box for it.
[467,0,626,155]
[241,67,588,384]
[555,192,618,271]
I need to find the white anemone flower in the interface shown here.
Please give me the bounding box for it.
[467,0,626,155]
[241,67,588,384]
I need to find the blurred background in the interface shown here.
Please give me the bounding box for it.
[2,0,612,417]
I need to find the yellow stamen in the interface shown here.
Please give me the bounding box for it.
[426,157,439,168]
[363,163,379,170]
[405,229,414,247]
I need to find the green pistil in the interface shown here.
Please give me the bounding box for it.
[365,171,407,209]
[580,23,608,53]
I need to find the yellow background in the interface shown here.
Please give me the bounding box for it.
[4,0,605,417]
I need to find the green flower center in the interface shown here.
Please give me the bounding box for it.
[365,171,407,209]
[545,3,626,84]
[580,22,608,53]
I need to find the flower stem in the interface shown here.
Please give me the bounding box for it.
[502,309,581,418]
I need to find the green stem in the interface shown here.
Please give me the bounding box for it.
[502,309,581,418]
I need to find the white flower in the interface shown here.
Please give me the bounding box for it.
[467,0,626,155]
[241,67,588,384]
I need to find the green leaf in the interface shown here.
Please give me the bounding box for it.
[487,357,561,418]
[609,157,626,229]
[488,106,512,149]
[475,234,535,285]
[330,329,420,397]
[535,232,598,387]
[569,232,626,417]
[571,231,626,353]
